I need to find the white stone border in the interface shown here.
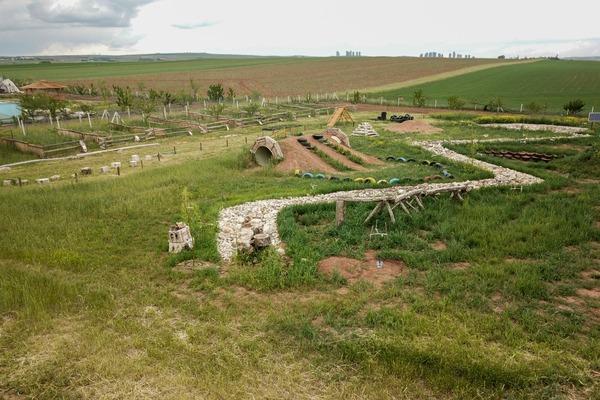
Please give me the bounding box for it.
[216,135,588,262]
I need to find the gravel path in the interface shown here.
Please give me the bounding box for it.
[216,134,586,262]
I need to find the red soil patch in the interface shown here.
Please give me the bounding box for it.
[276,137,338,174]
[306,137,366,171]
[385,120,443,134]
[318,250,406,286]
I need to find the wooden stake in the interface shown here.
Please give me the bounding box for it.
[336,200,346,226]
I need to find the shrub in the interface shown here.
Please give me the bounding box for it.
[351,91,361,104]
[412,89,426,107]
[484,97,504,112]
[563,99,585,115]
[207,83,224,101]
[525,102,545,114]
[113,86,134,110]
[447,96,466,110]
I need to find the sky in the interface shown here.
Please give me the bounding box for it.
[1,0,600,58]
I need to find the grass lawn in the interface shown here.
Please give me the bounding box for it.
[371,60,600,114]
[0,115,599,398]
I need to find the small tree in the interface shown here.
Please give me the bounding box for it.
[563,99,585,115]
[113,85,134,110]
[250,90,262,101]
[78,103,94,113]
[412,89,426,107]
[351,91,361,104]
[207,83,224,101]
[525,102,544,114]
[190,79,199,101]
[485,97,504,112]
[207,103,226,120]
[134,97,157,122]
[447,96,465,110]
[161,91,174,106]
[244,102,260,116]
[226,87,236,101]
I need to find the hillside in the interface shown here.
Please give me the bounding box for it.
[370,60,600,113]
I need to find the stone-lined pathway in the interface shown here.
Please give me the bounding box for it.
[217,134,588,261]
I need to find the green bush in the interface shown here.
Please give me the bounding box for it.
[563,99,585,115]
[412,89,426,107]
[447,96,466,110]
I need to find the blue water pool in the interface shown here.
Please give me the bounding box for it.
[0,102,21,120]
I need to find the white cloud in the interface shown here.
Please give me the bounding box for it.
[1,0,600,57]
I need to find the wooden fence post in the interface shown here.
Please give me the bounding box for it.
[336,200,346,226]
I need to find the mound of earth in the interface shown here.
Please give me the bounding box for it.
[276,137,337,173]
[386,119,442,134]
[318,250,406,286]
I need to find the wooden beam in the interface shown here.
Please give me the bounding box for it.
[364,201,383,224]
[384,201,396,224]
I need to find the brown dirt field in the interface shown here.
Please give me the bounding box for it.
[318,250,406,286]
[385,120,443,134]
[67,57,502,97]
[276,137,338,174]
[306,137,366,171]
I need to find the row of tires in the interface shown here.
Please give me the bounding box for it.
[293,170,454,185]
[385,156,454,178]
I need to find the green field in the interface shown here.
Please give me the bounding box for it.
[0,57,300,81]
[1,110,599,398]
[371,60,600,113]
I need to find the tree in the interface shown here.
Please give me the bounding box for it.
[78,103,94,113]
[113,85,134,110]
[351,91,361,104]
[134,97,157,122]
[190,79,199,101]
[412,89,426,107]
[226,87,236,101]
[19,93,66,119]
[244,102,260,116]
[563,99,585,115]
[207,103,226,120]
[447,96,465,110]
[485,97,504,112]
[160,91,174,106]
[525,102,544,114]
[207,83,224,101]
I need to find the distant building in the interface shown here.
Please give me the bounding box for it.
[20,80,68,97]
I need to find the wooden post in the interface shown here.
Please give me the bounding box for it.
[173,146,176,154]
[157,153,161,161]
[199,142,202,151]
[116,167,120,176]
[384,201,396,224]
[226,139,229,147]
[140,159,144,169]
[335,200,346,226]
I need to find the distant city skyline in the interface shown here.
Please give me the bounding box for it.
[1,1,599,58]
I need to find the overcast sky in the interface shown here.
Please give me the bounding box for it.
[2,0,600,58]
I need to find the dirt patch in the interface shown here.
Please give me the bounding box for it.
[276,137,338,174]
[431,240,447,251]
[577,288,600,299]
[173,260,218,274]
[580,270,600,280]
[491,292,506,313]
[318,250,406,286]
[306,137,366,171]
[385,119,443,134]
[450,262,470,270]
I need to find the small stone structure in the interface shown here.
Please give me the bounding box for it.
[251,136,284,166]
[168,222,194,253]
[352,122,378,137]
[324,128,351,147]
